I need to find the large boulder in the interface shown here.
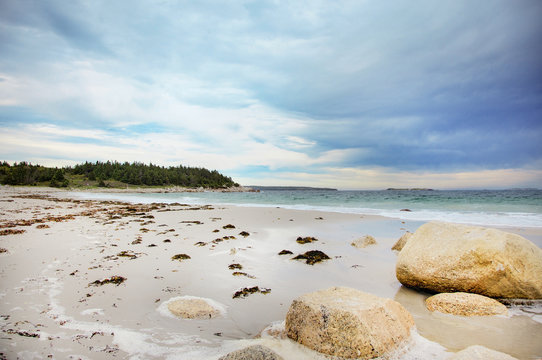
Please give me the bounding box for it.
[285,287,414,359]
[396,222,542,299]
[425,292,508,316]
[219,345,283,360]
[449,345,518,360]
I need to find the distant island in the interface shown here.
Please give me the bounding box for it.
[0,161,239,189]
[251,186,338,191]
[386,188,434,191]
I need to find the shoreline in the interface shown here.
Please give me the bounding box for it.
[1,187,541,359]
[0,184,257,193]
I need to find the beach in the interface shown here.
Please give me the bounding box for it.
[1,186,541,359]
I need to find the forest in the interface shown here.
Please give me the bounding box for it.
[0,161,239,189]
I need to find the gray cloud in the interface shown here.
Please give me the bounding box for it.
[1,0,541,187]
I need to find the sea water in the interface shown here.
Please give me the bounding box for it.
[72,188,542,228]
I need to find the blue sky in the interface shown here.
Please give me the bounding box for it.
[1,0,541,189]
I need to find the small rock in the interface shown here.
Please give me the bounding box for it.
[219,345,283,360]
[167,297,222,319]
[392,232,412,252]
[425,292,508,316]
[278,249,293,256]
[351,235,377,248]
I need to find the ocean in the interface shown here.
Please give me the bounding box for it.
[72,188,542,228]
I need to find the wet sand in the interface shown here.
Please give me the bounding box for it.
[0,186,541,359]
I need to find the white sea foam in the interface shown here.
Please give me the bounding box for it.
[508,303,542,324]
[80,308,104,316]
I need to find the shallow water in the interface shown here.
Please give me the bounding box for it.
[71,188,542,228]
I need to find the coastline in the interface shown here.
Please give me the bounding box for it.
[0,184,256,194]
[1,186,541,359]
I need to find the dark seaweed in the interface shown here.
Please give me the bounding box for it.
[292,250,331,265]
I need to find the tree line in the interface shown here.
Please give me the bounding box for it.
[0,161,239,188]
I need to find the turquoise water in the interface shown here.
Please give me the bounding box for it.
[72,189,542,228]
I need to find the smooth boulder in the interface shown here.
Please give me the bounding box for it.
[449,345,518,360]
[426,292,508,316]
[396,222,542,299]
[285,287,414,359]
[219,345,283,360]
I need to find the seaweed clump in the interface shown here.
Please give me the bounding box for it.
[232,271,256,279]
[228,263,243,270]
[89,275,127,287]
[278,249,293,255]
[223,224,236,229]
[171,253,191,262]
[117,250,139,259]
[296,236,318,244]
[0,229,25,236]
[0,248,8,253]
[292,250,331,265]
[232,286,271,299]
[239,231,250,237]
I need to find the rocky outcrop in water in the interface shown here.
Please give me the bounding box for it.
[396,222,542,299]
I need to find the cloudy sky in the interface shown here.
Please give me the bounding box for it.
[1,0,541,189]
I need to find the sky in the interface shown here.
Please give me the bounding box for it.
[1,0,541,189]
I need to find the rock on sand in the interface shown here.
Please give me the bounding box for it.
[392,232,412,251]
[351,235,377,248]
[449,345,518,360]
[166,297,223,319]
[425,292,508,316]
[219,345,283,360]
[285,287,414,359]
[396,222,542,299]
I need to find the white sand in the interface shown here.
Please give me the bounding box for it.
[0,186,541,359]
